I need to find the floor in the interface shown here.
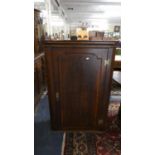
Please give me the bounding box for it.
[34,72,121,155]
[34,95,63,155]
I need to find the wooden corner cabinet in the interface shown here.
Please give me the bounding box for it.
[44,41,116,130]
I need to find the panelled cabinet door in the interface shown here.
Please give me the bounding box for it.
[47,48,110,130]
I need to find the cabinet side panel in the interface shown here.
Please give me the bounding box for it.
[45,50,61,129]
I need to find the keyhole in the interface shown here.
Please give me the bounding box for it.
[85,57,90,60]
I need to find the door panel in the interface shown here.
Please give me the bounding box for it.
[53,48,108,129]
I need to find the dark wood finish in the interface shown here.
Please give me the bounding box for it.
[89,31,104,41]
[44,41,116,130]
[34,53,46,109]
[113,60,121,71]
[34,9,47,110]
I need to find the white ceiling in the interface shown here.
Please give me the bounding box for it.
[58,0,121,27]
[35,0,121,30]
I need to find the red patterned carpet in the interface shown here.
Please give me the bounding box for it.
[62,102,121,155]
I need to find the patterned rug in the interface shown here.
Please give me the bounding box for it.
[61,102,121,155]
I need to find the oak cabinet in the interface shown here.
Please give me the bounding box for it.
[44,41,116,130]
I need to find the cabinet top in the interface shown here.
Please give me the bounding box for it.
[43,40,118,48]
